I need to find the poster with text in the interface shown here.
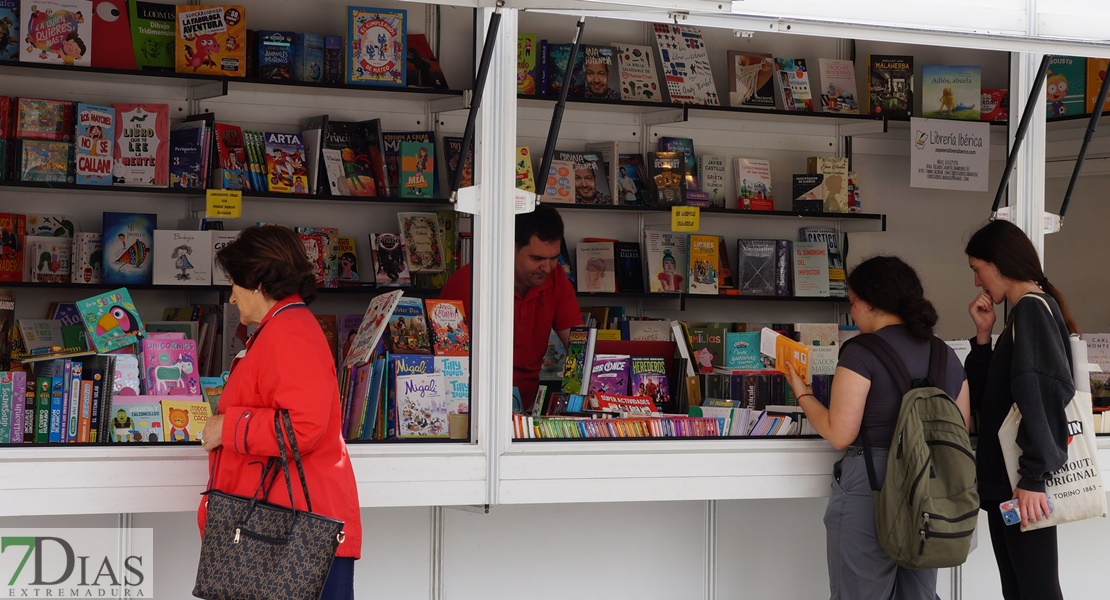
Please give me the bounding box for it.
[909,117,990,192]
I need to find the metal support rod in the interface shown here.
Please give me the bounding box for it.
[535,17,586,203]
[449,9,502,202]
[990,54,1051,218]
[1059,58,1110,222]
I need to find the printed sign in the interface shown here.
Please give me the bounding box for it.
[909,117,990,192]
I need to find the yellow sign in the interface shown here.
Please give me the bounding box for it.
[206,190,242,218]
[671,206,700,232]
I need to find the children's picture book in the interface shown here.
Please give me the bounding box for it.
[561,326,594,395]
[734,157,773,211]
[0,213,26,282]
[774,58,814,112]
[728,51,775,108]
[540,160,574,203]
[382,131,434,196]
[25,213,75,237]
[293,32,325,83]
[343,289,403,368]
[760,327,810,385]
[397,212,445,273]
[263,132,309,194]
[515,146,535,192]
[74,102,114,185]
[129,0,175,71]
[0,0,18,61]
[160,397,210,441]
[643,230,687,293]
[15,97,75,141]
[108,396,162,442]
[346,6,406,87]
[20,0,92,66]
[576,241,616,293]
[686,234,719,295]
[387,296,430,355]
[406,33,448,89]
[587,354,630,396]
[76,287,145,353]
[17,318,64,352]
[199,375,225,411]
[869,55,914,118]
[26,236,71,283]
[257,30,294,80]
[651,23,718,105]
[921,65,981,120]
[434,355,469,417]
[90,0,135,70]
[539,329,567,381]
[613,43,662,102]
[629,356,670,406]
[19,140,73,183]
[399,140,434,198]
[212,123,250,190]
[141,337,200,395]
[152,229,212,286]
[1045,56,1085,118]
[336,237,369,287]
[174,4,246,77]
[369,232,410,286]
[816,58,859,114]
[424,299,469,356]
[1086,58,1110,115]
[981,89,1008,122]
[517,33,537,95]
[112,103,169,186]
[101,211,155,285]
[395,371,448,438]
[295,226,338,288]
[69,231,102,284]
[210,230,237,286]
[616,153,648,205]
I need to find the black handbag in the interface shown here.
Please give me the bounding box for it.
[193,410,346,600]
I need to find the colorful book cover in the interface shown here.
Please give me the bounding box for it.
[0,0,17,61]
[442,135,473,190]
[728,51,775,108]
[540,42,584,97]
[174,5,246,77]
[1087,58,1110,115]
[111,103,169,186]
[263,131,309,194]
[0,213,26,282]
[807,156,849,213]
[101,211,155,285]
[424,299,469,356]
[369,232,410,286]
[336,237,369,287]
[869,55,914,118]
[397,212,444,273]
[346,6,406,87]
[399,140,433,198]
[646,151,685,207]
[561,326,591,395]
[774,58,814,112]
[554,150,611,205]
[20,0,92,66]
[517,33,537,95]
[108,396,162,442]
[395,371,448,438]
[725,331,762,369]
[152,229,212,286]
[257,30,294,80]
[629,356,669,406]
[19,140,72,183]
[128,0,175,71]
[587,354,630,396]
[539,159,574,203]
[643,230,687,293]
[160,397,210,441]
[295,226,338,288]
[616,153,648,205]
[734,157,773,211]
[515,146,535,192]
[981,89,1008,122]
[26,236,71,283]
[658,136,702,198]
[434,355,469,416]
[575,241,616,293]
[651,23,718,105]
[1047,57,1083,117]
[0,287,13,367]
[613,43,662,102]
[76,287,145,352]
[212,123,250,190]
[74,102,114,186]
[921,65,981,120]
[141,337,200,395]
[24,213,75,237]
[582,44,620,100]
[342,289,403,368]
[15,97,74,141]
[686,234,718,295]
[199,375,224,412]
[405,33,448,89]
[817,58,860,114]
[89,0,135,70]
[169,121,205,189]
[387,296,430,355]
[792,240,830,297]
[382,131,434,196]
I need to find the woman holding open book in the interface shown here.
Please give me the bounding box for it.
[784,256,971,600]
[198,225,362,599]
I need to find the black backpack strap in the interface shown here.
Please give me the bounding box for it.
[927,337,949,391]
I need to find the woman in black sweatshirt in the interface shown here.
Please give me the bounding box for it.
[965,219,1078,600]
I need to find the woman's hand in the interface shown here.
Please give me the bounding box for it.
[969,291,995,343]
[1014,487,1051,529]
[784,360,809,399]
[201,414,223,452]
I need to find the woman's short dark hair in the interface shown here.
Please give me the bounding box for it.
[847,255,937,341]
[215,225,317,304]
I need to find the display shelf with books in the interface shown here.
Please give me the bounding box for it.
[550,204,886,231]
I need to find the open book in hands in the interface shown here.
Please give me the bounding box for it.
[759,327,811,385]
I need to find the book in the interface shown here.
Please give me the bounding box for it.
[399,140,434,198]
[561,326,596,395]
[76,287,144,353]
[257,30,294,80]
[335,237,368,287]
[152,229,212,286]
[725,331,763,370]
[921,65,981,120]
[1086,58,1110,115]
[657,136,705,203]
[169,121,206,189]
[101,211,156,285]
[792,174,824,213]
[145,320,198,341]
[424,299,469,356]
[405,33,447,89]
[0,288,13,369]
[539,330,567,381]
[774,58,814,112]
[292,32,325,83]
[0,213,25,282]
[111,103,169,187]
[19,140,72,183]
[792,241,830,297]
[651,23,718,105]
[0,0,17,62]
[25,236,71,283]
[174,4,246,77]
[517,34,538,95]
[576,241,616,293]
[387,296,430,354]
[369,232,410,286]
[141,337,200,395]
[643,230,687,293]
[346,6,406,87]
[442,135,473,190]
[737,239,787,297]
[615,153,648,205]
[74,103,114,186]
[686,234,718,295]
[435,355,469,417]
[799,227,846,298]
[17,319,64,352]
[586,354,630,397]
[645,151,685,207]
[816,58,860,114]
[698,155,726,208]
[89,3,137,67]
[515,146,535,192]
[108,396,162,442]
[629,356,670,407]
[212,123,250,190]
[612,43,662,102]
[343,289,403,368]
[582,45,620,100]
[539,159,574,203]
[540,42,584,97]
[15,97,75,141]
[20,0,92,66]
[295,226,338,288]
[613,241,645,293]
[160,397,210,441]
[128,0,175,71]
[263,132,309,194]
[869,55,914,118]
[728,51,775,108]
[397,212,445,273]
[760,327,810,385]
[395,371,448,438]
[209,230,237,286]
[807,156,849,213]
[981,89,1008,122]
[554,150,611,205]
[734,158,773,211]
[382,131,434,196]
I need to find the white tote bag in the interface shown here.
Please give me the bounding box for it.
[998,295,1107,532]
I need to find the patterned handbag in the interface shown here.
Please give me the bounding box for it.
[193,410,345,600]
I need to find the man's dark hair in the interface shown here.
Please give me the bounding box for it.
[515,203,564,248]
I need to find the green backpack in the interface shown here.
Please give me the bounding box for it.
[853,334,979,569]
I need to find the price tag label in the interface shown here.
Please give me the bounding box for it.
[206,190,242,218]
[671,206,699,232]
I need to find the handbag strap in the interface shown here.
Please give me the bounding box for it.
[274,410,314,513]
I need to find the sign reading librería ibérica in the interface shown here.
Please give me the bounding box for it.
[909,117,990,192]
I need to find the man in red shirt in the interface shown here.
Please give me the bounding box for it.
[439,204,582,412]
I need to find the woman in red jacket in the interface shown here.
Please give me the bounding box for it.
[200,225,362,599]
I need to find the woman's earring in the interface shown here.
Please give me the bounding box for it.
[253,288,260,294]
